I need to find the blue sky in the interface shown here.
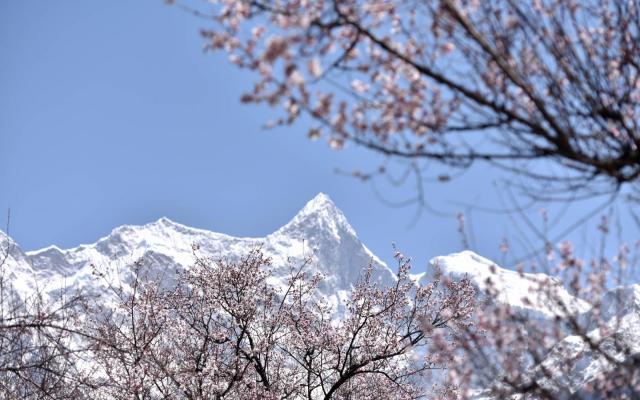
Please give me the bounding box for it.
[1,1,631,270]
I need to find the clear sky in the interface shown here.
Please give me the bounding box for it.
[1,1,632,270]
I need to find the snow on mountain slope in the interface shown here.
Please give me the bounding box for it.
[0,230,39,297]
[428,250,590,319]
[534,285,640,396]
[13,193,395,307]
[426,251,640,398]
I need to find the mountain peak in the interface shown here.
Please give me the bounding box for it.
[297,193,345,222]
[150,216,183,230]
[116,216,199,238]
[276,193,356,239]
[155,216,175,225]
[300,192,337,214]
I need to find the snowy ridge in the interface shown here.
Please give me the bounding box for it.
[429,251,590,319]
[8,194,396,308]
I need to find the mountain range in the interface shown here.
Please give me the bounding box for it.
[1,193,637,398]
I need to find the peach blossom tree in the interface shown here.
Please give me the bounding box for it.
[174,0,640,198]
[87,247,476,399]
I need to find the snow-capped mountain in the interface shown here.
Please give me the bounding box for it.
[2,193,394,309]
[1,193,638,398]
[426,251,639,398]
